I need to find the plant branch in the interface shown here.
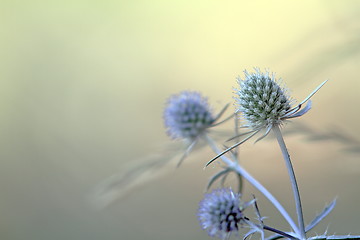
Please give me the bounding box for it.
[273,124,306,239]
[203,134,301,237]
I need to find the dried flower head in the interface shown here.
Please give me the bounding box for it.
[198,188,246,239]
[164,91,215,140]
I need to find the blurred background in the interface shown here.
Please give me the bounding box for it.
[1,0,360,239]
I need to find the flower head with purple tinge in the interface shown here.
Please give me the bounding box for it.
[198,188,246,239]
[164,91,215,140]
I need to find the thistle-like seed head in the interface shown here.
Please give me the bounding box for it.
[198,188,245,239]
[236,68,292,129]
[164,91,215,140]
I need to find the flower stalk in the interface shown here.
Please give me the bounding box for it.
[273,124,306,239]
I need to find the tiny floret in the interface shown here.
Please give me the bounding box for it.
[164,91,215,140]
[236,68,292,130]
[198,188,245,239]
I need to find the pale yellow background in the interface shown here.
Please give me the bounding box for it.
[1,1,360,240]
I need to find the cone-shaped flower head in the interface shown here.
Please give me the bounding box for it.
[205,69,327,167]
[198,188,245,239]
[236,69,292,130]
[164,91,215,140]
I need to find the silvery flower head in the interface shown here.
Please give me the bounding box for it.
[236,68,292,130]
[164,91,215,140]
[205,69,327,166]
[198,188,246,239]
[235,68,327,138]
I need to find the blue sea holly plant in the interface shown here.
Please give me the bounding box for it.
[161,68,360,240]
[93,68,360,239]
[205,69,327,238]
[163,90,300,236]
[197,69,360,240]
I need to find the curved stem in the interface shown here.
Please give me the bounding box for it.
[272,125,306,239]
[203,134,301,237]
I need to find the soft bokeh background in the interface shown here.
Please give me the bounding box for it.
[1,1,360,239]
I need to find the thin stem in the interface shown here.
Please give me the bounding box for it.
[234,111,243,194]
[263,225,298,240]
[272,125,306,239]
[203,134,301,237]
[233,111,240,161]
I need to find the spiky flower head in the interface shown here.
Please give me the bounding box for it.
[205,69,326,166]
[198,188,246,239]
[164,91,215,140]
[236,68,292,130]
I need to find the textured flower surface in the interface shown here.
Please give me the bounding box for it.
[206,68,326,166]
[232,68,326,141]
[164,91,215,140]
[198,188,245,239]
[236,69,292,130]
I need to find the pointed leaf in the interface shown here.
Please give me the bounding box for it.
[176,139,197,168]
[265,234,285,240]
[227,130,259,142]
[213,103,230,123]
[305,199,337,232]
[236,172,243,194]
[206,169,230,191]
[287,100,312,119]
[254,125,272,143]
[209,103,236,128]
[243,229,257,240]
[308,235,360,240]
[220,171,230,187]
[299,80,328,106]
[205,130,259,167]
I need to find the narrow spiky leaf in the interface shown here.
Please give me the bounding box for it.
[243,229,257,240]
[220,171,230,187]
[308,235,360,240]
[176,139,197,168]
[205,169,230,191]
[305,199,337,232]
[265,234,285,240]
[205,130,259,167]
[210,103,231,124]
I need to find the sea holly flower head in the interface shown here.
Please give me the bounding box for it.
[205,68,327,166]
[236,69,293,130]
[235,68,327,137]
[198,188,248,239]
[164,91,215,140]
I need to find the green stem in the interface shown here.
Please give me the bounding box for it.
[273,125,306,239]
